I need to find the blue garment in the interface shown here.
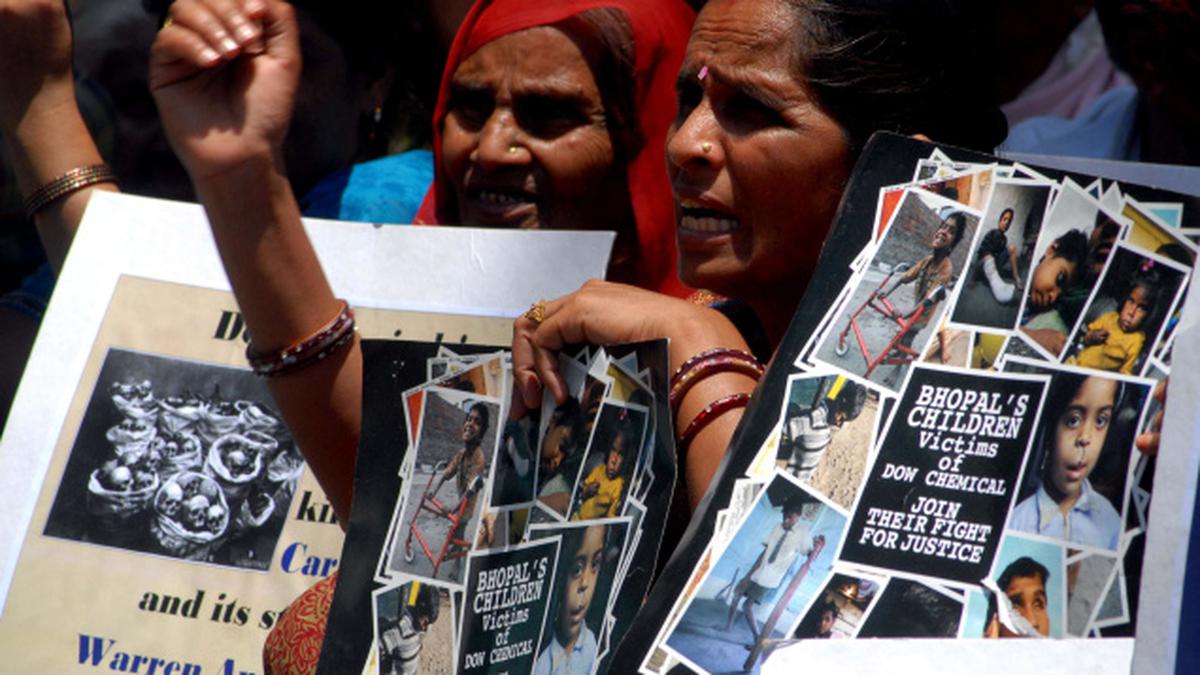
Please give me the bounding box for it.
[8,150,434,321]
[1008,480,1121,550]
[533,624,598,675]
[0,261,55,321]
[999,86,1140,162]
[299,150,433,224]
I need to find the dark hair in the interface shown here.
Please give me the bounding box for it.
[944,211,969,249]
[143,0,440,150]
[1032,374,1123,489]
[609,428,632,457]
[783,497,807,518]
[1050,229,1090,278]
[819,600,840,619]
[556,9,642,161]
[782,0,1007,154]
[411,584,440,624]
[468,402,491,436]
[985,556,1049,626]
[999,208,1015,226]
[1127,267,1166,315]
[830,381,867,421]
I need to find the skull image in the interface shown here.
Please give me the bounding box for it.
[159,482,184,518]
[182,479,202,501]
[206,505,227,533]
[102,465,134,492]
[226,449,251,477]
[185,495,211,530]
[134,471,156,491]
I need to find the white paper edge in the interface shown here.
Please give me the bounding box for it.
[0,192,614,612]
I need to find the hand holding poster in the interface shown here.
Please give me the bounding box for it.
[619,134,1198,675]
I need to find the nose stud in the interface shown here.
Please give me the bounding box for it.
[701,142,712,154]
[507,145,519,155]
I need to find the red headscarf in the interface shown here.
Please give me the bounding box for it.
[413,0,695,297]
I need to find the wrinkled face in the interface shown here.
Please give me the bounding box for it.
[462,408,484,444]
[998,209,1014,232]
[667,0,852,299]
[1001,575,1050,637]
[559,525,605,642]
[1050,378,1116,500]
[1118,286,1152,333]
[818,609,836,636]
[442,27,629,233]
[1028,242,1079,310]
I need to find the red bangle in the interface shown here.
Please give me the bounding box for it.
[669,353,764,413]
[677,392,751,455]
[246,300,356,377]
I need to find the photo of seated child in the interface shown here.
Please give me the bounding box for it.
[1063,246,1188,376]
[1004,366,1149,552]
[568,402,646,521]
[951,180,1052,329]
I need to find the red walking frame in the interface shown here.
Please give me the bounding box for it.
[403,463,483,578]
[835,264,947,379]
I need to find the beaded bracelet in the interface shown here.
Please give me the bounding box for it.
[677,392,751,455]
[246,300,356,377]
[669,348,763,413]
[23,164,117,219]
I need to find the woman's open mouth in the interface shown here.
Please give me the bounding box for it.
[464,186,539,225]
[677,199,739,235]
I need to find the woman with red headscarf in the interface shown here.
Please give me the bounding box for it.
[148,0,693,671]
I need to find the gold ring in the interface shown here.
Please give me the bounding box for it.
[524,299,547,324]
[701,142,712,154]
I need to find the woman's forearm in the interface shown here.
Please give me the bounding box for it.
[5,91,117,272]
[193,157,362,526]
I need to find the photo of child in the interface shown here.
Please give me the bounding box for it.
[961,535,1065,639]
[661,473,844,674]
[530,520,629,675]
[814,188,979,389]
[789,573,880,640]
[1063,246,1188,376]
[1019,182,1122,357]
[1002,362,1150,552]
[537,368,607,517]
[568,402,646,521]
[951,180,1052,329]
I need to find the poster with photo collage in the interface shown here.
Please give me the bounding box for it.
[318,339,678,675]
[615,133,1196,675]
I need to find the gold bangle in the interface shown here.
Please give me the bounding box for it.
[23,164,116,219]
